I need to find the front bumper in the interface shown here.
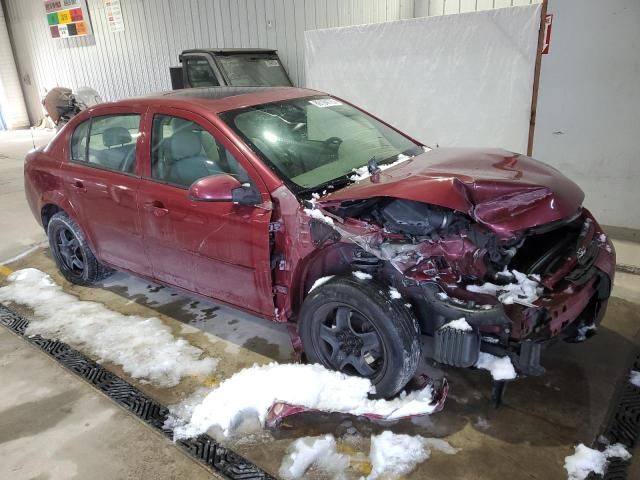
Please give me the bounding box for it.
[418,210,615,375]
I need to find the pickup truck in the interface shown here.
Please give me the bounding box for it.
[170,48,293,89]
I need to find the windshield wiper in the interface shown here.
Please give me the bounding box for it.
[298,175,352,196]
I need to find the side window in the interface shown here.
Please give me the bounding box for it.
[185,58,219,87]
[150,115,252,189]
[87,115,141,174]
[70,119,90,162]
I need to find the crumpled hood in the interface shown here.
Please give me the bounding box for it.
[318,148,584,237]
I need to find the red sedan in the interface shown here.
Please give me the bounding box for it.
[24,87,615,398]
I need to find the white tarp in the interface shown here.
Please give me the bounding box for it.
[305,5,542,154]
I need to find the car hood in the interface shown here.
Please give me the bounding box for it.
[318,148,584,237]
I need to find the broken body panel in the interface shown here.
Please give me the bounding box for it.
[276,148,614,375]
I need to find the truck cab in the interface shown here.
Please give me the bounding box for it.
[170,48,293,89]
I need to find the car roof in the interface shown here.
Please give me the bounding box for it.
[91,86,326,116]
[181,48,278,55]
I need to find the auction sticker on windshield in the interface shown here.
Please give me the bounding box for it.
[309,98,343,108]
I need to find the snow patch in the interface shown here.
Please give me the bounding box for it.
[475,352,517,381]
[388,287,402,299]
[564,443,631,480]
[309,275,334,293]
[440,317,472,332]
[630,370,640,388]
[353,271,373,280]
[367,431,458,480]
[279,434,349,480]
[172,362,439,438]
[304,207,334,225]
[0,269,218,387]
[466,270,542,306]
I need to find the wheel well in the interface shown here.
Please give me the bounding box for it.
[41,204,62,230]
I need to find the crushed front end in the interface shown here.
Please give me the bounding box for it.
[312,195,615,378]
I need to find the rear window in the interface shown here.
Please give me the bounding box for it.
[70,114,141,174]
[216,54,291,87]
[70,119,90,162]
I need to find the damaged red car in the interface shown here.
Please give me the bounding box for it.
[24,87,615,398]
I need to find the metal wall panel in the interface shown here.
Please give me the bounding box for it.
[6,0,410,124]
[415,0,540,17]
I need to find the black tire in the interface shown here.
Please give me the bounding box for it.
[47,211,113,286]
[299,275,421,398]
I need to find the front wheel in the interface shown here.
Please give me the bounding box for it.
[298,275,421,398]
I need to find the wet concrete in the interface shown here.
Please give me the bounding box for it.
[0,327,217,480]
[2,249,639,479]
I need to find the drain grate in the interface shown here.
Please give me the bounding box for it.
[0,303,274,480]
[590,353,640,480]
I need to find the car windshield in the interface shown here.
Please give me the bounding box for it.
[216,54,292,87]
[221,96,423,193]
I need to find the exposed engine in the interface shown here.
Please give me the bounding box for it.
[379,199,454,236]
[324,197,523,282]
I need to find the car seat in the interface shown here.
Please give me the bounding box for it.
[100,127,135,172]
[167,130,223,187]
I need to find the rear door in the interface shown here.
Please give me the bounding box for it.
[137,108,274,316]
[63,108,151,276]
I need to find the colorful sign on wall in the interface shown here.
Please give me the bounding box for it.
[44,0,92,39]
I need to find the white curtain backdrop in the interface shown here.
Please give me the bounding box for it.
[305,5,542,154]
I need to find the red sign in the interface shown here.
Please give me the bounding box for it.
[542,14,553,54]
[70,8,83,21]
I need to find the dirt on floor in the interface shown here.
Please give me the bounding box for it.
[2,248,639,480]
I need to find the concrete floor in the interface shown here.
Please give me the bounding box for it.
[0,327,216,480]
[0,129,52,263]
[1,130,639,479]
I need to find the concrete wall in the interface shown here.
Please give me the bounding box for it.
[0,4,29,129]
[532,0,640,229]
[5,0,414,124]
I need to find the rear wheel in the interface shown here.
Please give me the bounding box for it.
[47,211,113,285]
[299,275,420,398]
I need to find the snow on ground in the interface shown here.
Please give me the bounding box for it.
[466,269,542,306]
[309,276,335,293]
[171,362,440,438]
[0,269,218,387]
[350,153,412,182]
[367,431,458,480]
[304,207,335,225]
[630,370,640,387]
[564,443,631,480]
[475,352,517,381]
[440,317,472,332]
[278,432,458,480]
[279,434,350,480]
[353,271,373,280]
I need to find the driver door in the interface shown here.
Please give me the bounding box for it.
[137,108,274,317]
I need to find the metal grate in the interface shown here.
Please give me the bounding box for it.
[0,303,274,480]
[589,353,640,480]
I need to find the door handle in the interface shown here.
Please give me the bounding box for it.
[144,201,169,217]
[70,180,87,193]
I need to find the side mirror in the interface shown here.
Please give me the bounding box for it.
[189,175,241,202]
[231,184,262,206]
[188,175,261,206]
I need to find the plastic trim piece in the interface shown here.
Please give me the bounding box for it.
[0,303,274,480]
